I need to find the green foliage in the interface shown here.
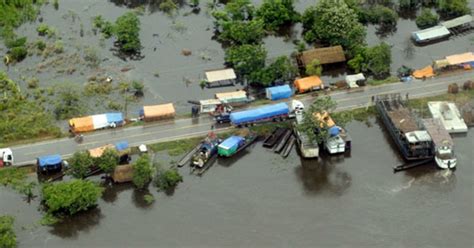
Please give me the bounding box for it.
[219,19,265,45]
[27,77,39,89]
[0,72,61,144]
[5,37,26,49]
[154,168,183,191]
[305,59,322,76]
[96,148,119,174]
[363,5,398,26]
[41,180,103,215]
[144,194,155,204]
[0,167,27,187]
[93,16,114,38]
[84,82,113,96]
[159,0,178,13]
[416,8,439,29]
[53,40,63,53]
[0,215,16,248]
[8,46,27,62]
[249,56,297,86]
[68,151,94,179]
[348,43,392,79]
[221,0,255,21]
[436,0,470,18]
[53,0,59,10]
[114,12,141,53]
[131,80,144,95]
[0,0,43,43]
[39,213,59,226]
[256,0,300,31]
[132,154,154,189]
[35,39,46,50]
[302,0,366,52]
[297,96,337,144]
[83,47,100,67]
[225,44,267,78]
[398,0,418,9]
[53,84,84,120]
[36,24,55,37]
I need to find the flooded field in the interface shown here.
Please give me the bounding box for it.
[0,0,472,115]
[1,120,472,247]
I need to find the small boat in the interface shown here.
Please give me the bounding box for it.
[273,129,292,153]
[325,126,351,155]
[218,134,257,157]
[281,135,296,158]
[263,128,286,148]
[423,118,457,169]
[191,135,221,168]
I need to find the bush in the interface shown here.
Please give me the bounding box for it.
[93,16,114,38]
[53,40,64,53]
[132,154,154,189]
[305,59,322,76]
[249,56,297,86]
[41,180,103,215]
[154,168,183,191]
[53,84,84,120]
[8,46,27,62]
[348,43,392,79]
[83,47,100,67]
[416,8,439,29]
[225,44,267,78]
[114,12,141,53]
[0,215,16,248]
[159,0,178,13]
[68,151,94,179]
[436,0,470,18]
[35,40,46,50]
[256,0,300,31]
[364,5,398,26]
[96,148,119,174]
[27,77,39,89]
[131,80,144,96]
[5,37,27,49]
[36,24,55,37]
[218,19,265,45]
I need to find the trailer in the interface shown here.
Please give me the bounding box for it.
[0,148,13,167]
[140,103,175,122]
[69,112,124,133]
[37,154,63,173]
[265,85,292,101]
[229,103,291,127]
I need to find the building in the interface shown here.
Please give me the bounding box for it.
[411,25,450,43]
[297,45,346,68]
[440,14,473,30]
[205,68,236,88]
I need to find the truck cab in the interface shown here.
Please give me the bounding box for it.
[214,112,231,124]
[0,148,13,167]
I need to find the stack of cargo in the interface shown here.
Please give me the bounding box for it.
[69,113,124,133]
[294,76,324,93]
[140,103,175,121]
[215,90,248,104]
[218,136,245,157]
[37,154,63,172]
[265,85,292,101]
[230,103,289,125]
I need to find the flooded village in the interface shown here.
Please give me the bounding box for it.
[1,0,473,247]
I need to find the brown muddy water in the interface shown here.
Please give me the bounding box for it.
[1,120,472,247]
[0,0,472,116]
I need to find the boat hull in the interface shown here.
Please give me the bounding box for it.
[435,156,457,169]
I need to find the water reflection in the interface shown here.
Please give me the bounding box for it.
[132,188,154,208]
[102,182,134,203]
[295,155,352,196]
[49,208,103,239]
[401,163,457,193]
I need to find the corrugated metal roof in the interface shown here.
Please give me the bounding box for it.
[205,68,236,82]
[412,26,450,42]
[299,45,346,66]
[441,15,473,29]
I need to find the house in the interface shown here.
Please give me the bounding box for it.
[297,45,346,67]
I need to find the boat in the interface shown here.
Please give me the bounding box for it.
[273,129,292,153]
[292,104,319,158]
[375,94,434,161]
[324,126,351,154]
[281,135,296,158]
[263,128,286,148]
[217,134,257,157]
[422,118,457,169]
[191,134,221,168]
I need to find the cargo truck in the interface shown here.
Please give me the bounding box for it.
[229,103,295,127]
[69,112,124,133]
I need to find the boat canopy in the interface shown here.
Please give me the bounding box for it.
[411,26,450,42]
[405,131,432,143]
[219,136,244,150]
[37,154,62,167]
[266,85,292,101]
[329,126,341,137]
[230,103,289,125]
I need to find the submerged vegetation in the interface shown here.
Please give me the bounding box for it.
[132,154,154,189]
[0,215,17,248]
[93,12,141,54]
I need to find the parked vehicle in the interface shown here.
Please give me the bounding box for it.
[0,148,13,167]
[37,154,63,173]
[265,85,292,101]
[140,103,175,122]
[69,112,124,133]
[229,103,293,127]
[294,76,324,94]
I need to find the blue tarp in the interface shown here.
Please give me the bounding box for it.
[329,126,340,137]
[266,85,292,101]
[219,136,244,150]
[37,154,62,167]
[115,141,129,151]
[230,103,289,125]
[105,112,124,124]
[139,108,145,117]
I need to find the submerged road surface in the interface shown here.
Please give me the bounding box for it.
[11,71,474,165]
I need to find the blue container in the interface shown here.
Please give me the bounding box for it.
[230,103,289,125]
[37,154,62,171]
[266,85,292,101]
[105,112,124,125]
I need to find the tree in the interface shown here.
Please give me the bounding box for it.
[348,43,392,78]
[154,168,183,191]
[297,96,338,144]
[416,8,439,29]
[219,19,265,45]
[249,56,297,86]
[68,151,94,179]
[41,180,103,215]
[132,154,154,189]
[0,215,16,248]
[305,59,322,76]
[365,5,398,26]
[225,44,267,78]
[114,12,141,53]
[223,0,255,21]
[256,0,299,31]
[398,0,417,9]
[53,84,84,120]
[131,80,144,96]
[96,148,119,174]
[302,0,366,52]
[436,0,470,18]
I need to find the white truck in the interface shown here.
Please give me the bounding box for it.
[0,148,14,167]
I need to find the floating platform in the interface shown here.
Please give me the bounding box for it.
[428,101,468,133]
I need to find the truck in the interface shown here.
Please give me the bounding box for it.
[139,103,176,122]
[37,154,64,173]
[229,102,292,127]
[69,112,124,133]
[0,148,13,167]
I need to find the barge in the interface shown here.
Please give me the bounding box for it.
[422,118,457,169]
[217,134,257,157]
[375,94,434,161]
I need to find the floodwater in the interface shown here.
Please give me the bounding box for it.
[1,120,473,247]
[0,0,472,115]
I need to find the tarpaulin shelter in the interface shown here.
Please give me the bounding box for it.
[265,85,292,100]
[445,52,474,65]
[205,68,236,87]
[298,45,346,66]
[412,66,435,79]
[218,136,245,157]
[294,76,323,93]
[215,90,248,104]
[112,164,133,183]
[140,103,176,121]
[230,103,289,125]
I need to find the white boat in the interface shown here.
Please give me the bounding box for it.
[422,118,457,169]
[434,144,457,169]
[324,126,351,155]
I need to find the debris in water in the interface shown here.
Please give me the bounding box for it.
[121,66,135,72]
[181,49,192,56]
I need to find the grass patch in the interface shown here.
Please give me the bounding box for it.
[149,137,203,156]
[407,89,474,117]
[249,121,291,136]
[366,76,399,86]
[0,167,28,186]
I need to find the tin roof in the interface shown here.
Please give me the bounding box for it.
[441,15,473,29]
[412,26,450,42]
[298,45,346,66]
[205,68,236,83]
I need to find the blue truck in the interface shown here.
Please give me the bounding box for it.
[37,154,64,173]
[229,103,291,127]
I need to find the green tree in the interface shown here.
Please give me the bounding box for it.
[114,12,141,53]
[222,0,255,21]
[416,8,439,29]
[219,19,265,45]
[68,151,94,179]
[365,5,398,26]
[305,59,322,76]
[297,96,338,144]
[0,215,16,248]
[256,0,299,31]
[132,154,154,189]
[348,43,391,78]
[302,0,366,52]
[41,180,103,215]
[249,56,297,86]
[154,168,183,191]
[398,0,417,9]
[96,148,119,174]
[225,44,267,79]
[436,0,470,18]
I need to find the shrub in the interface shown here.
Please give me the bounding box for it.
[5,37,27,49]
[364,5,398,26]
[225,44,267,78]
[83,47,100,67]
[27,77,39,89]
[8,46,27,62]
[159,0,178,13]
[218,19,265,45]
[36,24,55,37]
[35,40,46,50]
[131,80,144,96]
[305,59,322,76]
[249,56,297,86]
[0,215,16,248]
[41,180,103,215]
[114,12,141,53]
[95,148,119,174]
[144,194,155,204]
[154,168,183,191]
[416,8,439,29]
[132,154,154,189]
[107,100,122,111]
[256,0,299,31]
[53,40,64,53]
[68,151,94,179]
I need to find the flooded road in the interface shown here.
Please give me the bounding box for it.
[1,120,472,247]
